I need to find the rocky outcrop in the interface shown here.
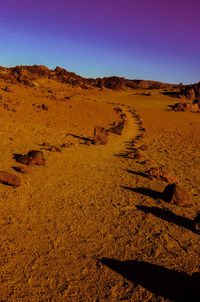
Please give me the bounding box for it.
[171,100,200,113]
[0,65,176,90]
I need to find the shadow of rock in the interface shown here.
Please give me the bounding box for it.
[13,153,23,162]
[100,258,200,302]
[125,170,150,179]
[121,186,162,200]
[162,91,180,98]
[136,205,197,234]
[114,153,129,159]
[66,133,93,142]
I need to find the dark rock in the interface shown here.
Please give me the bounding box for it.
[163,183,191,206]
[127,152,135,158]
[14,150,46,166]
[114,107,122,114]
[142,160,152,165]
[61,143,70,148]
[42,104,48,111]
[5,85,13,92]
[109,122,124,135]
[0,171,21,186]
[134,150,143,159]
[42,142,50,147]
[94,126,108,145]
[49,146,61,152]
[14,166,31,174]
[83,141,91,146]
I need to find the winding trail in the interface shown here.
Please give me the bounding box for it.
[0,107,141,300]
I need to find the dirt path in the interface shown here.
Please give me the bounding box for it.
[0,107,141,300]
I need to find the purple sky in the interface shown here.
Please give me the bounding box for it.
[0,0,200,83]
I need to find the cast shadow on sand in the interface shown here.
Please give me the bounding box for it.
[100,258,200,302]
[136,205,197,234]
[13,153,23,162]
[162,91,180,98]
[66,133,93,142]
[121,186,162,200]
[125,170,149,179]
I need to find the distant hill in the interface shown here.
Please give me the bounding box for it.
[0,65,177,90]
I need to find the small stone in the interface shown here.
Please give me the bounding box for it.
[134,150,143,159]
[5,85,13,92]
[49,145,61,152]
[42,142,50,147]
[143,159,152,165]
[140,144,148,151]
[84,141,91,146]
[61,143,70,148]
[42,104,48,111]
[0,171,21,187]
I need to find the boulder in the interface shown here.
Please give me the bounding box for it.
[163,183,191,206]
[94,126,108,145]
[0,171,21,186]
[14,150,46,166]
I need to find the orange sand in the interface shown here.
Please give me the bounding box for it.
[0,80,199,301]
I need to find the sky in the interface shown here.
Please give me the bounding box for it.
[0,0,200,84]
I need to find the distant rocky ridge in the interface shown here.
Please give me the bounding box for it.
[0,65,176,90]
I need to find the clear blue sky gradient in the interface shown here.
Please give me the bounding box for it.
[0,0,200,84]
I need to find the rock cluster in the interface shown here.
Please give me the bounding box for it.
[171,100,200,113]
[148,167,177,183]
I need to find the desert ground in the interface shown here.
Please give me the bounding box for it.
[0,74,199,301]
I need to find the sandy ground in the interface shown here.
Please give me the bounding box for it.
[0,81,199,301]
